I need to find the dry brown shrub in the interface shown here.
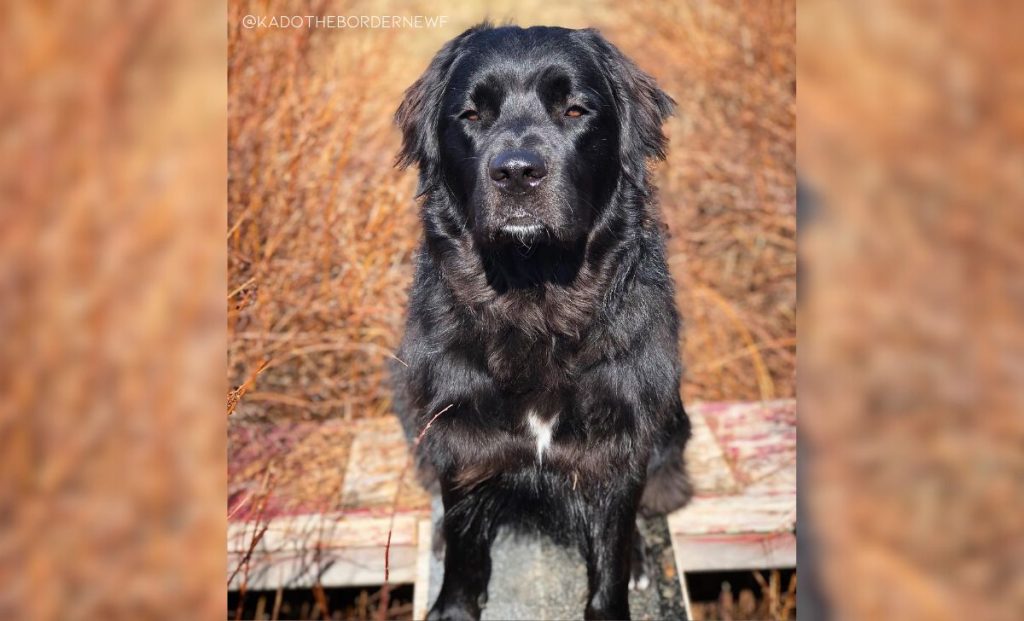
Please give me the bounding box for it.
[228,0,795,421]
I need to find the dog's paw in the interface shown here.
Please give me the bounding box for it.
[427,590,486,621]
[584,601,631,620]
[426,602,479,621]
[630,523,650,591]
[639,452,694,517]
[628,572,651,591]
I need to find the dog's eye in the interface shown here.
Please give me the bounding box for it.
[460,110,480,122]
[565,106,587,118]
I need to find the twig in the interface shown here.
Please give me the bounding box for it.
[227,359,268,417]
[312,581,330,620]
[228,469,275,586]
[378,403,454,620]
[227,491,252,520]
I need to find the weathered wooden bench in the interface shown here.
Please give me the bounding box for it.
[228,399,795,619]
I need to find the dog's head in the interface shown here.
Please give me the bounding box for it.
[396,25,674,249]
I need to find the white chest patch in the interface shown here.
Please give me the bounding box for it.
[527,411,556,463]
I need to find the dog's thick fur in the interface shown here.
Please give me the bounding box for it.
[391,24,692,620]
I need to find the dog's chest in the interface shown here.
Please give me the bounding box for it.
[525,410,557,462]
[485,332,579,390]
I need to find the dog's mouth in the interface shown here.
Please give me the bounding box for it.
[489,213,550,247]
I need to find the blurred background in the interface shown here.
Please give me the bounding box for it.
[2,2,226,620]
[799,2,1024,620]
[4,0,1022,620]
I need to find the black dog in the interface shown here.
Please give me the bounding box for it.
[391,24,692,621]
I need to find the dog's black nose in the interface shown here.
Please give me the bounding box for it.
[488,150,547,192]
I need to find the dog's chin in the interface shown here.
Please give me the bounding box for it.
[479,213,552,248]
[493,222,548,245]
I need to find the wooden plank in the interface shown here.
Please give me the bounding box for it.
[227,512,426,589]
[667,493,796,536]
[413,518,433,621]
[686,405,742,494]
[698,399,796,490]
[228,513,423,552]
[680,561,694,620]
[672,532,796,572]
[339,417,430,512]
[228,544,419,590]
[666,400,797,591]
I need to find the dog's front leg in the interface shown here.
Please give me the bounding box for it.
[583,482,642,620]
[428,480,496,621]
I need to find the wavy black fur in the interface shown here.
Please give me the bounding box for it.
[390,24,692,621]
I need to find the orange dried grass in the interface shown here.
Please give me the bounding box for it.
[227,0,795,421]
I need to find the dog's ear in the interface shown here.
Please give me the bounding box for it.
[575,29,675,188]
[395,24,487,183]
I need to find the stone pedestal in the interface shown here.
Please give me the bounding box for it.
[425,496,687,620]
